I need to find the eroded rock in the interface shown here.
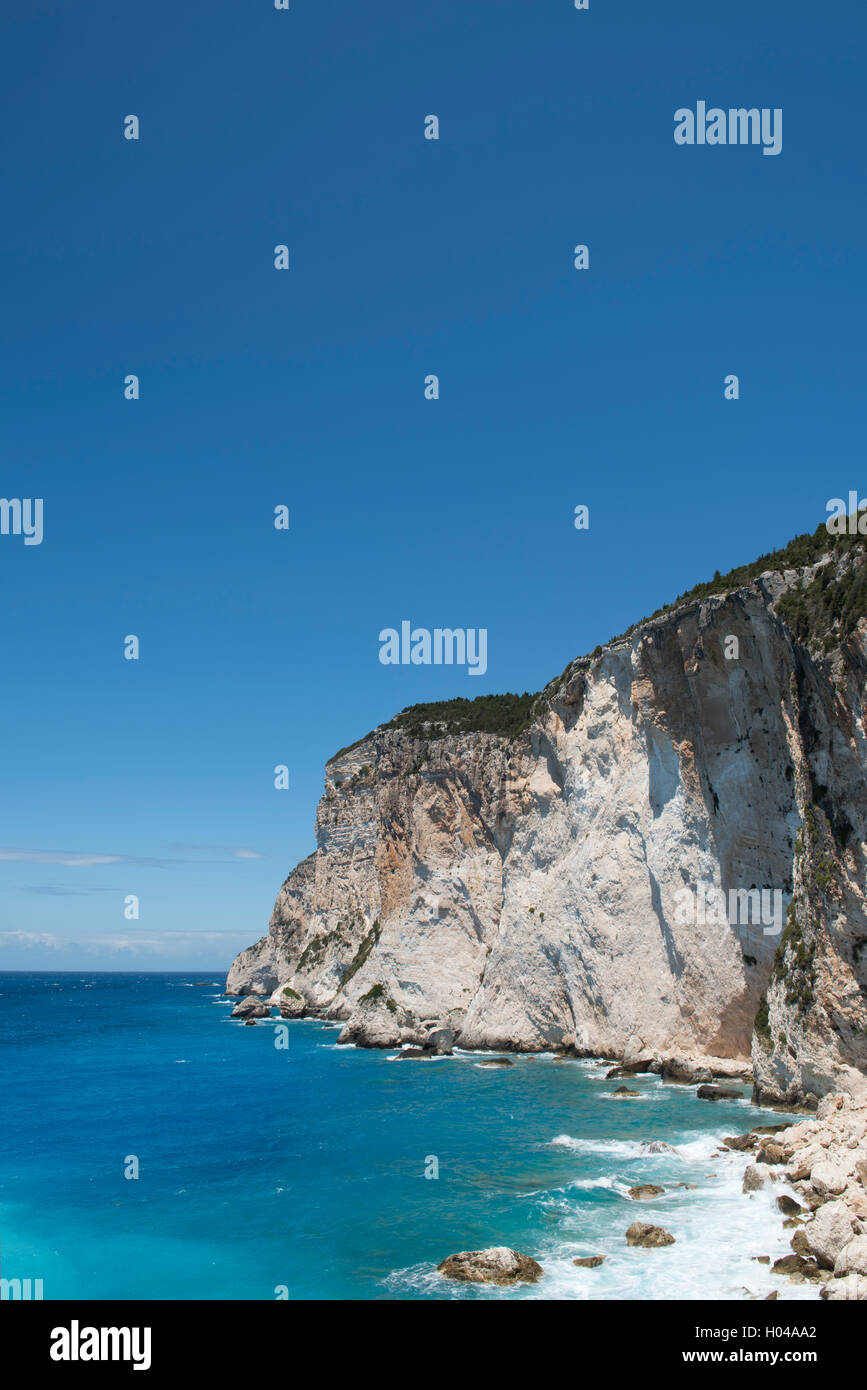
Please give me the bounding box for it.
[437,1247,543,1285]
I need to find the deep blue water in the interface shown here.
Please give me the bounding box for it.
[0,973,812,1300]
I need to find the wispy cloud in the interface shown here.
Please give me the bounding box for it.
[0,929,244,955]
[170,844,266,860]
[0,846,266,869]
[25,884,120,897]
[0,849,167,867]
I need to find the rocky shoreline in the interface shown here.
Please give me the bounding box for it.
[432,1090,867,1299]
[729,1092,867,1300]
[227,995,866,1297]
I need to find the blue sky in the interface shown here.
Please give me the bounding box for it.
[1,0,865,970]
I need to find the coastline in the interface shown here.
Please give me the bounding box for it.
[232,992,867,1298]
[727,1092,867,1300]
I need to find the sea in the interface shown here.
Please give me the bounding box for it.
[0,972,816,1301]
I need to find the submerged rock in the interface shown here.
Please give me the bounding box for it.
[437,1247,543,1285]
[628,1184,665,1200]
[612,1085,640,1098]
[573,1255,605,1268]
[477,1057,514,1068]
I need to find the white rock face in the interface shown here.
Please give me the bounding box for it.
[227,563,867,1095]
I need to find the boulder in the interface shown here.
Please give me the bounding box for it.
[821,1272,867,1300]
[641,1140,677,1154]
[269,984,306,1018]
[661,1061,716,1084]
[790,1228,812,1256]
[425,1027,455,1055]
[437,1247,543,1285]
[612,1086,640,1097]
[626,1222,675,1248]
[787,1143,826,1181]
[805,1200,859,1270]
[757,1143,791,1165]
[398,1047,433,1059]
[628,1184,665,1200]
[573,1255,605,1268]
[477,1057,514,1068]
[776,1194,803,1216]
[660,1058,713,1084]
[810,1161,849,1198]
[231,997,271,1018]
[771,1254,822,1282]
[723,1133,757,1152]
[696,1084,744,1101]
[743,1164,774,1193]
[817,1094,849,1122]
[833,1235,867,1278]
[606,1060,655,1079]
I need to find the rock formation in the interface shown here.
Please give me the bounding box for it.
[437,1247,543,1285]
[740,1092,867,1299]
[227,522,867,1104]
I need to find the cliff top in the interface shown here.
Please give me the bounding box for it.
[330,518,867,756]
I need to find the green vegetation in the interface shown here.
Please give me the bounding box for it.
[814,854,837,894]
[616,520,866,645]
[385,692,539,740]
[358,982,397,1013]
[771,904,817,1018]
[281,986,302,1000]
[340,920,381,987]
[755,993,771,1046]
[297,923,351,971]
[330,517,866,759]
[778,545,867,653]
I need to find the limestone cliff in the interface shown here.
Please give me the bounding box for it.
[227,524,867,1103]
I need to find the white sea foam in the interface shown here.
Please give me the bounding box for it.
[549,1135,651,1157]
[385,1160,817,1302]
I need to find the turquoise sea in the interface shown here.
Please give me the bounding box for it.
[0,973,815,1301]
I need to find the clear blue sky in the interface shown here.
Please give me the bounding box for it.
[1,0,865,969]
